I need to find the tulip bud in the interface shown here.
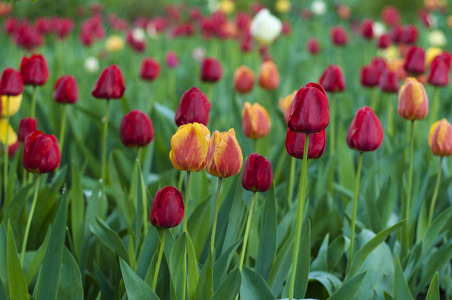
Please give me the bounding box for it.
[241,153,273,192]
[330,26,348,46]
[319,65,346,92]
[429,119,452,156]
[140,58,161,81]
[1,94,22,117]
[361,19,374,40]
[20,54,49,86]
[258,60,280,90]
[169,122,210,172]
[377,34,391,49]
[306,38,321,55]
[428,53,451,87]
[150,186,184,228]
[53,75,79,104]
[399,24,418,45]
[278,91,296,123]
[285,128,326,159]
[250,9,282,45]
[397,78,428,121]
[288,82,329,133]
[18,117,37,142]
[347,106,383,152]
[381,6,400,27]
[0,119,18,146]
[404,46,425,75]
[233,66,255,94]
[175,87,211,127]
[372,57,387,74]
[360,65,380,88]
[206,129,243,178]
[23,130,61,173]
[242,102,271,139]
[165,51,179,68]
[379,69,399,93]
[200,57,223,83]
[0,68,23,96]
[120,110,154,148]
[91,65,126,99]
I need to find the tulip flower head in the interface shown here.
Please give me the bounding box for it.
[319,65,346,92]
[379,69,399,93]
[377,34,391,49]
[105,35,125,52]
[165,51,179,68]
[92,65,126,99]
[361,19,374,40]
[311,0,326,16]
[85,56,99,73]
[360,65,380,88]
[0,119,17,146]
[306,38,321,55]
[404,46,425,75]
[258,60,280,90]
[278,91,297,123]
[241,153,273,192]
[250,9,282,45]
[206,129,243,178]
[242,102,271,139]
[7,141,20,158]
[150,186,184,228]
[330,26,348,46]
[20,54,49,86]
[140,58,161,81]
[53,75,79,104]
[18,117,37,142]
[397,78,428,121]
[285,128,326,159]
[175,87,211,126]
[428,53,451,87]
[382,6,400,27]
[23,130,61,173]
[426,48,443,66]
[200,57,223,83]
[120,110,154,148]
[347,106,383,152]
[1,94,22,117]
[0,68,24,96]
[233,66,255,94]
[429,119,452,156]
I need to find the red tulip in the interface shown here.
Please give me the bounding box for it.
[14,24,43,51]
[233,66,255,94]
[91,65,126,99]
[20,54,49,86]
[319,65,346,92]
[285,128,326,159]
[53,17,74,40]
[0,68,24,96]
[377,34,391,49]
[372,57,387,74]
[428,53,451,87]
[404,46,425,75]
[347,106,383,152]
[200,57,223,83]
[126,30,146,52]
[241,153,273,192]
[35,17,52,35]
[140,58,161,81]
[149,186,184,228]
[53,75,78,104]
[330,26,348,46]
[288,82,329,133]
[361,19,374,40]
[379,69,399,93]
[381,6,400,27]
[175,87,211,126]
[23,130,61,173]
[18,117,37,142]
[282,21,292,35]
[165,51,179,68]
[360,65,380,88]
[7,141,21,158]
[399,25,418,45]
[120,110,154,148]
[306,38,321,55]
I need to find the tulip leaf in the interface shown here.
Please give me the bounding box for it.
[308,271,343,296]
[56,247,83,300]
[221,179,244,255]
[2,182,33,229]
[195,249,213,300]
[169,232,186,299]
[119,258,160,300]
[240,266,274,300]
[7,221,30,300]
[383,290,394,300]
[393,256,413,300]
[420,206,452,257]
[327,235,346,271]
[94,263,115,300]
[211,269,241,300]
[0,225,8,292]
[425,272,439,300]
[213,239,242,292]
[327,272,366,300]
[187,232,199,300]
[0,279,7,300]
[26,226,51,285]
[70,160,84,263]
[268,229,295,295]
[292,219,311,298]
[89,216,129,261]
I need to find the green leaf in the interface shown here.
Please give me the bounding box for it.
[327,236,346,271]
[195,250,213,300]
[7,221,30,300]
[169,233,186,298]
[213,239,242,291]
[186,233,199,300]
[89,216,129,261]
[240,267,274,300]
[94,263,115,300]
[0,279,7,300]
[221,180,244,254]
[2,183,33,228]
[383,290,393,300]
[119,258,160,300]
[311,234,329,271]
[187,196,211,260]
[308,271,342,296]
[26,226,51,285]
[293,219,311,298]
[0,225,8,292]
[211,269,241,300]
[420,207,452,257]
[327,272,366,300]
[393,256,413,300]
[70,160,85,263]
[56,248,83,300]
[425,272,439,300]
[268,230,295,295]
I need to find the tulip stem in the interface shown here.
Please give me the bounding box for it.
[151,229,166,291]
[21,174,40,265]
[101,100,110,185]
[430,87,440,125]
[371,88,379,112]
[211,177,222,257]
[346,152,363,272]
[238,191,256,271]
[183,171,191,232]
[288,134,310,300]
[402,120,415,257]
[59,104,67,158]
[428,157,443,227]
[254,139,258,153]
[287,156,296,209]
[3,96,10,201]
[31,86,37,118]
[330,93,336,155]
[137,157,148,237]
[178,170,184,192]
[387,94,394,137]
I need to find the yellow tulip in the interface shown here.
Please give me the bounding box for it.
[0,119,18,146]
[275,0,291,13]
[426,47,443,66]
[1,94,22,117]
[219,0,235,15]
[105,35,125,52]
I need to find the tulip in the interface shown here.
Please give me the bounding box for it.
[361,19,374,40]
[377,34,391,49]
[306,38,321,55]
[258,60,280,90]
[399,24,418,45]
[53,18,74,40]
[20,54,49,86]
[105,35,124,52]
[242,102,271,140]
[23,130,60,174]
[140,58,161,81]
[200,57,223,83]
[241,153,272,192]
[120,110,154,148]
[360,65,380,88]
[150,186,184,228]
[311,0,326,16]
[319,65,345,92]
[426,48,443,66]
[379,69,399,93]
[250,9,282,45]
[85,56,99,73]
[275,0,291,13]
[233,66,255,94]
[427,30,446,47]
[330,26,348,46]
[18,117,37,142]
[175,87,211,126]
[165,51,179,68]
[285,128,326,159]
[382,6,400,27]
[53,75,79,104]
[278,91,296,123]
[127,28,146,52]
[0,119,18,147]
[404,46,425,75]
[92,65,126,100]
[428,53,451,87]
[397,78,428,121]
[0,68,24,96]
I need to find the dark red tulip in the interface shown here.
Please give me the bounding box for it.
[140,58,161,81]
[360,65,380,88]
[379,69,399,93]
[200,57,223,83]
[119,110,154,148]
[53,17,74,40]
[330,26,348,46]
[175,87,211,126]
[285,128,326,159]
[306,38,321,55]
[347,106,383,152]
[371,57,387,74]
[241,153,273,193]
[91,65,126,99]
[149,186,184,228]
[14,24,43,51]
[381,6,400,27]
[361,19,374,40]
[4,18,19,35]
[0,68,24,96]
[428,53,451,87]
[319,65,345,93]
[53,75,78,104]
[404,46,425,75]
[35,17,52,35]
[20,54,49,86]
[288,82,330,133]
[23,130,61,173]
[18,117,37,142]
[126,30,146,52]
[399,25,418,45]
[377,34,391,49]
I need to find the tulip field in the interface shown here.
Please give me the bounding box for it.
[1,0,452,299]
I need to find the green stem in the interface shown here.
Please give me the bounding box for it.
[238,191,256,271]
[388,94,394,137]
[371,88,379,112]
[4,96,10,200]
[137,151,148,237]
[288,133,310,300]
[346,152,363,272]
[31,86,37,118]
[59,104,67,159]
[430,87,440,125]
[151,229,166,291]
[287,156,296,209]
[101,100,110,184]
[211,177,223,256]
[21,174,41,265]
[183,171,191,232]
[428,157,443,227]
[177,170,184,192]
[330,94,336,155]
[253,138,258,153]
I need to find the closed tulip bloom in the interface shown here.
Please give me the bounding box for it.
[150,186,184,228]
[20,55,49,86]
[120,110,154,148]
[347,106,383,152]
[242,102,271,139]
[428,53,451,87]
[319,65,346,92]
[0,68,23,96]
[288,82,329,133]
[92,65,126,99]
[0,119,18,146]
[361,19,374,40]
[175,87,211,126]
[53,75,79,104]
[140,58,161,81]
[382,6,400,27]
[278,91,296,123]
[169,122,210,172]
[18,117,37,142]
[1,94,22,117]
[379,69,399,93]
[404,46,425,75]
[399,25,418,45]
[285,128,326,159]
[429,119,452,156]
[258,60,280,90]
[372,57,387,74]
[206,129,243,178]
[397,78,428,121]
[241,153,273,192]
[360,65,380,88]
[233,66,255,94]
[330,26,348,46]
[377,34,391,49]
[306,38,321,55]
[165,51,179,68]
[200,58,223,83]
[23,130,61,173]
[250,8,282,45]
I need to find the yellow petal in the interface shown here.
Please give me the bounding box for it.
[1,94,23,117]
[0,119,18,146]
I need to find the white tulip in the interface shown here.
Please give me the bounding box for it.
[311,0,326,16]
[250,9,282,45]
[428,30,446,47]
[132,27,146,42]
[373,22,386,38]
[84,56,99,74]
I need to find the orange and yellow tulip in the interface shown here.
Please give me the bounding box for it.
[429,119,452,156]
[206,129,243,178]
[397,78,428,121]
[242,102,271,139]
